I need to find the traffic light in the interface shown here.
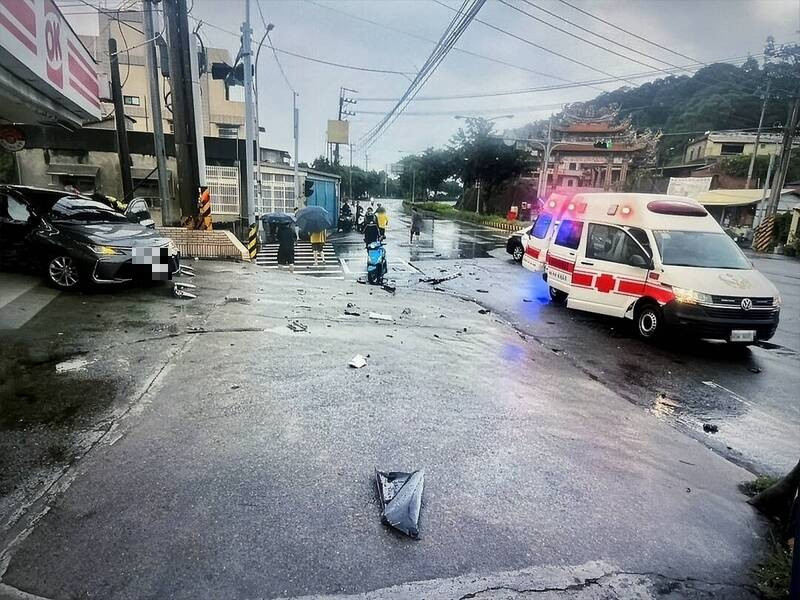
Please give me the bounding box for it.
[593,140,612,149]
[303,180,315,198]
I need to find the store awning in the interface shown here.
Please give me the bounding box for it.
[691,189,792,207]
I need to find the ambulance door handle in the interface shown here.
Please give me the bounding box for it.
[580,260,595,266]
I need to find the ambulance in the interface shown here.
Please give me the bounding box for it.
[521,193,571,273]
[534,193,781,344]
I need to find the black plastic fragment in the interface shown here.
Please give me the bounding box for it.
[375,468,424,538]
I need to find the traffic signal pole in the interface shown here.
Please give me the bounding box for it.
[108,38,133,203]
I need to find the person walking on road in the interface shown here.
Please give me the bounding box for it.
[410,208,423,244]
[310,228,327,266]
[276,222,296,272]
[376,204,389,239]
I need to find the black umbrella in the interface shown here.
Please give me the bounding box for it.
[260,212,296,225]
[295,205,333,233]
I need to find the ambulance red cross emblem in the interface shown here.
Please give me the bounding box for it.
[595,273,616,293]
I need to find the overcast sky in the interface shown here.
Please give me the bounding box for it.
[64,0,799,171]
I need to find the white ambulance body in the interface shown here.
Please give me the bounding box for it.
[540,193,780,343]
[521,193,572,273]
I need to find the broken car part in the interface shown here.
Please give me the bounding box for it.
[375,468,424,538]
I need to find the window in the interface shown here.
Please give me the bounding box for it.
[123,95,140,106]
[566,179,575,187]
[587,224,649,266]
[554,219,583,250]
[48,198,128,223]
[627,227,652,257]
[569,162,577,171]
[218,125,239,139]
[531,214,552,239]
[720,143,745,155]
[1,194,31,222]
[689,149,695,160]
[653,230,751,269]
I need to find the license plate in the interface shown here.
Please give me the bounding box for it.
[730,330,755,342]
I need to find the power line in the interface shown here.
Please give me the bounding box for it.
[359,0,486,149]
[500,0,670,75]
[432,0,638,86]
[191,16,416,76]
[304,0,574,84]
[555,0,702,65]
[516,0,689,74]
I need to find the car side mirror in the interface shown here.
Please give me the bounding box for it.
[629,254,649,269]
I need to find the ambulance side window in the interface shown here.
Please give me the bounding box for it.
[627,227,652,257]
[531,214,552,239]
[587,224,626,261]
[554,219,583,249]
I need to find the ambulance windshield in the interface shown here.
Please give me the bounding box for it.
[653,231,751,270]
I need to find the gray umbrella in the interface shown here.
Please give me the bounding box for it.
[295,205,333,233]
[260,212,296,225]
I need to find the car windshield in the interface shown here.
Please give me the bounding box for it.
[653,230,751,269]
[48,197,129,224]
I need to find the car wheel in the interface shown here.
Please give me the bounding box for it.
[549,286,567,304]
[46,255,82,291]
[512,244,524,262]
[636,302,662,341]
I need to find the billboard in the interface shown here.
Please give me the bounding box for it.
[0,0,101,124]
[667,177,712,198]
[327,119,349,145]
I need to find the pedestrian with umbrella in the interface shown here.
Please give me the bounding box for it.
[295,205,334,267]
[262,212,297,271]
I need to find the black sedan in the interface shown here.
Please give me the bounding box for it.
[505,226,531,263]
[0,185,179,290]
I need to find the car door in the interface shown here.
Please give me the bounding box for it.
[569,223,652,317]
[522,212,554,272]
[0,191,36,270]
[545,218,584,292]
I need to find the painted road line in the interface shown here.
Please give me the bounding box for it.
[0,283,60,330]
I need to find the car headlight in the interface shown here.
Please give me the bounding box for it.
[86,244,123,256]
[773,294,782,308]
[671,286,712,304]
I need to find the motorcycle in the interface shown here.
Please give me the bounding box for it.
[366,240,387,285]
[338,211,354,233]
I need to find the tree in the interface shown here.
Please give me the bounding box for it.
[449,117,535,213]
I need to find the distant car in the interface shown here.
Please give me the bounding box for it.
[505,226,532,263]
[0,185,180,291]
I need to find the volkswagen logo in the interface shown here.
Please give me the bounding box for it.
[740,298,752,311]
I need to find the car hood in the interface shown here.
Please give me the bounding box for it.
[54,221,170,248]
[661,265,778,297]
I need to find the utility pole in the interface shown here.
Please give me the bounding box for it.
[143,0,172,223]
[241,0,256,224]
[384,164,388,197]
[109,38,133,203]
[348,143,353,201]
[364,152,369,172]
[293,92,300,204]
[164,0,201,221]
[475,179,481,214]
[334,87,357,165]
[536,117,554,201]
[754,152,776,229]
[767,96,800,217]
[411,169,415,203]
[746,79,771,189]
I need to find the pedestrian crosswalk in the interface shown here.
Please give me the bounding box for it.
[255,242,344,278]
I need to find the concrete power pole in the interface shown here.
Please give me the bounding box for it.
[746,79,771,190]
[142,0,173,224]
[241,0,256,225]
[767,96,800,217]
[164,0,201,221]
[108,38,133,203]
[293,92,300,204]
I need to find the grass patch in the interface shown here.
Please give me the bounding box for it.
[406,201,530,228]
[739,475,780,497]
[752,533,793,600]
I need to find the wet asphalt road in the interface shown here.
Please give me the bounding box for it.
[334,199,799,476]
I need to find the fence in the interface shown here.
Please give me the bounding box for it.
[205,165,240,216]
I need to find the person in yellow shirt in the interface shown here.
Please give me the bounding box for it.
[310,229,326,266]
[375,204,389,239]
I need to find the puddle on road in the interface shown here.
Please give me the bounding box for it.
[55,357,92,373]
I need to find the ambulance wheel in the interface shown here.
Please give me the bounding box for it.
[549,286,567,304]
[512,245,524,262]
[636,302,663,341]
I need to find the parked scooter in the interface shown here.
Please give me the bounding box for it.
[366,240,387,284]
[338,212,354,233]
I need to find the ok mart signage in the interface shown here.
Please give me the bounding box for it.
[0,0,100,121]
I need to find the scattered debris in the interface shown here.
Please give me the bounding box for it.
[344,309,361,316]
[522,298,533,303]
[347,302,357,308]
[349,355,367,369]
[703,423,719,434]
[433,334,440,339]
[686,487,691,493]
[678,459,695,466]
[369,312,393,322]
[439,314,446,318]
[55,357,90,373]
[433,286,445,292]
[386,334,394,338]
[419,272,461,285]
[230,384,241,390]
[748,366,762,374]
[401,308,412,316]
[478,308,490,314]
[382,283,396,294]
[224,296,247,304]
[287,320,308,333]
[476,289,489,293]
[375,469,424,538]
[173,283,197,299]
